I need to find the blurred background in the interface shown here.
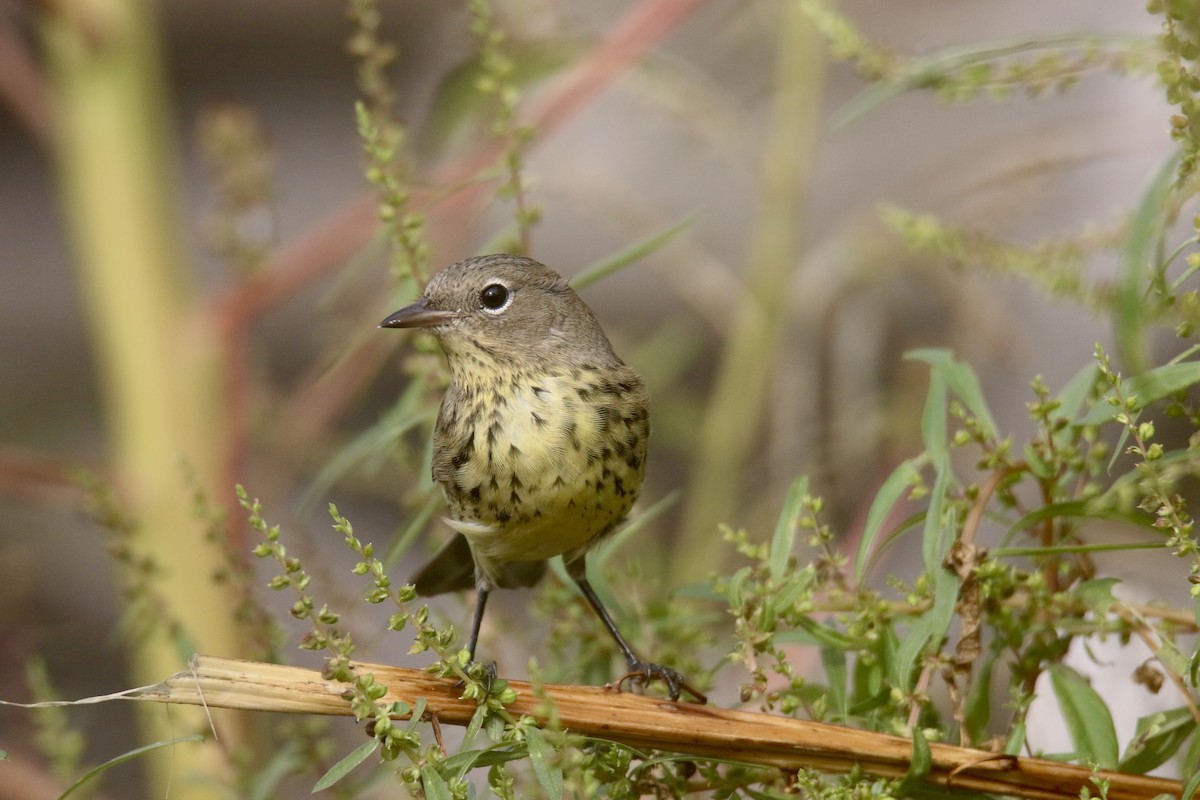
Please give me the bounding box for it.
[0,0,1183,795]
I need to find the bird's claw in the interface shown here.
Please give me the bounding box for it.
[454,660,498,699]
[611,661,707,704]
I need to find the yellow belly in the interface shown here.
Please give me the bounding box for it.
[437,371,647,577]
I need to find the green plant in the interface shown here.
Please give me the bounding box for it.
[10,0,1200,798]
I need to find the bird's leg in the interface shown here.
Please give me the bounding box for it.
[462,581,497,693]
[569,567,706,703]
[466,582,490,662]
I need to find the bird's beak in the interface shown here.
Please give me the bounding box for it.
[379,298,460,329]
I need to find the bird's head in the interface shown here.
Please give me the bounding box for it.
[379,254,618,369]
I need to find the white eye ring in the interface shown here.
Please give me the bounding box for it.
[479,282,512,314]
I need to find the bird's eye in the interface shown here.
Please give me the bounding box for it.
[480,283,510,312]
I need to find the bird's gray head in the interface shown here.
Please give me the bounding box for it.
[379,254,619,366]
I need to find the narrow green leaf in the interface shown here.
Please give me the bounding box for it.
[1004,719,1027,756]
[460,704,489,752]
[59,736,205,799]
[403,696,428,734]
[846,686,892,717]
[793,616,858,650]
[1185,771,1200,800]
[421,42,577,157]
[1002,500,1159,544]
[921,461,954,576]
[1023,440,1055,479]
[1054,363,1101,424]
[1081,360,1200,425]
[420,764,453,800]
[304,376,436,509]
[893,468,958,691]
[248,741,307,800]
[1118,707,1196,774]
[525,727,563,799]
[963,649,996,746]
[766,570,814,620]
[894,563,958,692]
[770,476,808,581]
[592,490,681,567]
[442,745,527,777]
[384,489,442,568]
[1048,663,1119,769]
[820,647,849,720]
[570,213,698,291]
[1182,729,1200,797]
[896,727,932,796]
[943,363,998,441]
[907,348,998,441]
[855,455,926,584]
[910,352,948,470]
[993,541,1162,558]
[312,738,379,793]
[1115,153,1178,375]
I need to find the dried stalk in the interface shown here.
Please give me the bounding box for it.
[139,656,1181,800]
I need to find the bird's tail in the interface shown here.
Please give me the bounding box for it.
[412,533,547,595]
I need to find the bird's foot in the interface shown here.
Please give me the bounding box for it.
[454,660,498,700]
[610,660,707,704]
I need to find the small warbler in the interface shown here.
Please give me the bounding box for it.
[381,254,698,700]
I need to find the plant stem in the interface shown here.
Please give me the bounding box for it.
[677,2,825,581]
[42,0,244,791]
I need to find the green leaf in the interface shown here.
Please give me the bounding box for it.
[963,649,997,745]
[896,727,932,796]
[922,460,955,576]
[821,646,849,720]
[59,736,205,799]
[305,377,436,509]
[1081,360,1200,425]
[1185,771,1200,800]
[1182,729,1200,796]
[460,704,489,752]
[420,764,454,800]
[770,476,808,581]
[525,727,563,798]
[442,745,527,777]
[1002,501,1159,544]
[907,348,998,441]
[384,489,442,568]
[1115,152,1178,375]
[792,616,859,650]
[312,738,379,793]
[248,741,308,800]
[1048,664,1119,769]
[1118,707,1196,774]
[403,696,428,734]
[910,352,948,469]
[1070,578,1120,615]
[1054,363,1101,425]
[570,214,698,291]
[1004,718,1027,756]
[421,41,578,157]
[766,569,814,621]
[592,490,680,567]
[1023,440,1055,480]
[894,562,958,692]
[855,455,926,584]
[893,464,959,691]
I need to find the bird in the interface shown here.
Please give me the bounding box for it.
[380,253,699,701]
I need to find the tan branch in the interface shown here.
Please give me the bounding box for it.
[137,656,1180,800]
